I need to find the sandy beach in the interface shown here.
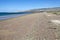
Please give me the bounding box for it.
[0,13,60,40]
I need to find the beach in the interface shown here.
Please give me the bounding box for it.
[0,13,60,40]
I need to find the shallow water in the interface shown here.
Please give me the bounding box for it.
[0,12,31,20]
[0,14,27,20]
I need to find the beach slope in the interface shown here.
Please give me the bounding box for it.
[0,13,59,40]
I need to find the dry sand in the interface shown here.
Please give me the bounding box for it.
[0,13,60,40]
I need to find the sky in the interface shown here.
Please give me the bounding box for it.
[0,0,60,12]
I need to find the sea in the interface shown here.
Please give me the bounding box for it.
[0,12,31,20]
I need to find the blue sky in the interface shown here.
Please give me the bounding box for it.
[0,0,60,12]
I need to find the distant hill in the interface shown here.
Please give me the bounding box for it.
[26,7,60,13]
[0,7,60,13]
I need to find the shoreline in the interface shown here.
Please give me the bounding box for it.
[0,13,32,21]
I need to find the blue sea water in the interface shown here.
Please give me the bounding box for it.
[0,12,31,20]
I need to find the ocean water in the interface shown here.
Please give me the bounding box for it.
[0,12,31,20]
